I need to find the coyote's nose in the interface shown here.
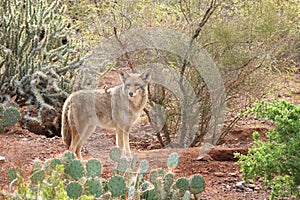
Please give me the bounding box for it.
[129,92,134,97]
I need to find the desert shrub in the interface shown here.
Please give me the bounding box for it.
[2,149,206,199]
[63,0,299,147]
[235,100,300,199]
[0,0,81,136]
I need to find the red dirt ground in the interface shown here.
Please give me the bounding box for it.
[2,70,299,199]
[0,123,272,200]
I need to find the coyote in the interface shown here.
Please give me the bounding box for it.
[61,69,151,159]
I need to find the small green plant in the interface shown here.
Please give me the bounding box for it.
[0,104,21,131]
[235,100,300,199]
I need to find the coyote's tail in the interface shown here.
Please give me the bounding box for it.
[61,98,71,148]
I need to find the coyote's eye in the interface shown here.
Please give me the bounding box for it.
[134,83,141,89]
[125,84,130,88]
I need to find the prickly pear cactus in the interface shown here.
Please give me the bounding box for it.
[163,172,174,193]
[130,154,138,169]
[3,107,21,126]
[109,147,122,162]
[62,151,76,174]
[128,186,135,199]
[66,181,83,199]
[174,177,190,191]
[30,169,45,184]
[69,159,84,180]
[167,152,179,170]
[141,188,159,200]
[108,175,126,197]
[44,158,62,173]
[63,151,76,161]
[86,158,102,178]
[150,170,159,186]
[116,158,128,173]
[7,168,22,182]
[189,174,205,195]
[85,177,103,198]
[32,160,43,171]
[182,190,191,200]
[141,181,151,192]
[0,106,21,131]
[139,160,150,174]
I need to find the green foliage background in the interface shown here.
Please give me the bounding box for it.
[236,100,300,199]
[0,0,299,142]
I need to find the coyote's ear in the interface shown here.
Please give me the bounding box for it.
[141,69,151,82]
[119,71,129,83]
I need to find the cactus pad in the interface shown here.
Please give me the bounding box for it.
[130,154,138,170]
[85,177,103,198]
[167,152,179,169]
[141,188,159,200]
[3,107,21,126]
[30,169,45,184]
[63,151,76,161]
[116,158,128,173]
[141,181,151,191]
[109,147,122,162]
[66,181,83,199]
[139,160,150,173]
[7,168,22,182]
[128,186,135,199]
[69,159,84,180]
[108,175,126,197]
[86,158,102,177]
[163,172,174,192]
[174,177,190,191]
[189,174,205,194]
[32,160,43,171]
[182,190,191,200]
[149,170,158,185]
[45,158,62,172]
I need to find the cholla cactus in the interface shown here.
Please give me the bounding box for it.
[0,0,82,136]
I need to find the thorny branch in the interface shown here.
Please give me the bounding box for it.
[180,0,218,78]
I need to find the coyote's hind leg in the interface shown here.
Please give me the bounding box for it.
[71,124,96,160]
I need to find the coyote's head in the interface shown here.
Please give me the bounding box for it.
[120,69,151,99]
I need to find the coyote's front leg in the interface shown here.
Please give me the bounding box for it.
[116,128,124,150]
[123,131,131,155]
[116,127,131,158]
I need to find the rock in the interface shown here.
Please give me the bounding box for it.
[225,184,232,190]
[0,156,5,162]
[214,172,225,177]
[247,183,256,189]
[197,154,213,161]
[229,172,237,176]
[236,181,246,190]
